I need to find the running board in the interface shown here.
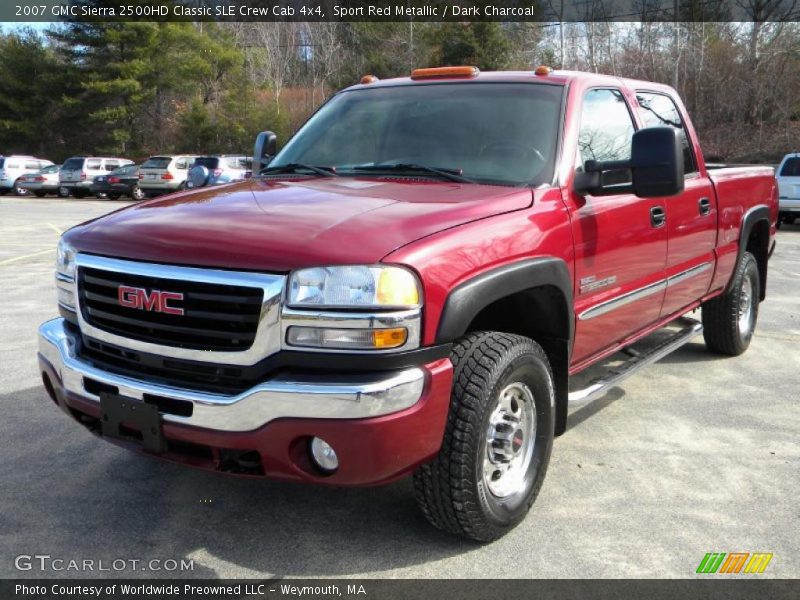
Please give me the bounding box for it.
[568,317,703,406]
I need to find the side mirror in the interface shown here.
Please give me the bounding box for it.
[575,127,684,198]
[630,127,684,197]
[253,131,277,173]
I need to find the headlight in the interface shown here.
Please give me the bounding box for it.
[56,238,76,280]
[288,265,421,309]
[55,238,76,311]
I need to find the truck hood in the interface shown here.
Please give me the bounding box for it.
[67,178,533,272]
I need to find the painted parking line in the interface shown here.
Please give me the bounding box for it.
[0,249,53,266]
[46,223,63,236]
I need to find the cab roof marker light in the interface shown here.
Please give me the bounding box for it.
[534,65,552,76]
[410,66,480,80]
[360,75,379,84]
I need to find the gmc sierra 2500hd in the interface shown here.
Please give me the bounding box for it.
[39,67,778,541]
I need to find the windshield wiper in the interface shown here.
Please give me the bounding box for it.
[349,162,475,184]
[260,163,339,177]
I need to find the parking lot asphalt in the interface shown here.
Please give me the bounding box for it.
[0,195,798,579]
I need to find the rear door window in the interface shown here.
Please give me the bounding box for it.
[636,91,698,174]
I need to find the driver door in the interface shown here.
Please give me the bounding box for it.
[567,88,669,366]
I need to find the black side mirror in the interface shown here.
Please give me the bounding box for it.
[253,131,277,173]
[575,126,684,198]
[630,127,684,197]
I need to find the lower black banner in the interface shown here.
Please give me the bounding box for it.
[2,579,799,600]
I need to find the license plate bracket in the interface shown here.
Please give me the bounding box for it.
[100,392,166,453]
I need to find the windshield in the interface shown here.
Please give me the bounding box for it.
[270,82,563,186]
[780,157,800,177]
[195,157,220,169]
[62,158,84,170]
[142,157,172,169]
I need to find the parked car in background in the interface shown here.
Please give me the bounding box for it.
[138,155,197,197]
[776,152,800,225]
[59,156,134,198]
[186,155,250,189]
[0,155,54,195]
[17,164,62,197]
[90,164,143,200]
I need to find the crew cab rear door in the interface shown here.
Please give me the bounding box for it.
[635,91,716,317]
[566,87,668,366]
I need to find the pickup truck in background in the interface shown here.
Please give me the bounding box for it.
[38,67,777,541]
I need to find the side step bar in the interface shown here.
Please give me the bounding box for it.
[568,317,703,406]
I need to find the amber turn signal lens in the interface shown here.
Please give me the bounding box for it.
[411,66,480,80]
[372,328,408,349]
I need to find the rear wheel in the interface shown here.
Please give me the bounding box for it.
[131,186,145,201]
[702,251,759,356]
[413,331,554,542]
[14,180,29,196]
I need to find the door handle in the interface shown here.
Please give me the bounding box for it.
[699,197,712,216]
[650,206,666,228]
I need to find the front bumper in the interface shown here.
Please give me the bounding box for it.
[38,318,452,485]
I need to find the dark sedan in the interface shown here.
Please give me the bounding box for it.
[91,164,144,200]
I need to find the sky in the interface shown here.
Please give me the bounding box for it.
[5,22,53,32]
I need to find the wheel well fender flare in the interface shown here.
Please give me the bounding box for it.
[435,257,574,344]
[728,204,770,297]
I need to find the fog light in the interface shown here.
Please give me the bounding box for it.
[309,437,339,473]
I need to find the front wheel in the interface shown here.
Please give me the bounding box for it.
[702,251,760,356]
[413,331,554,542]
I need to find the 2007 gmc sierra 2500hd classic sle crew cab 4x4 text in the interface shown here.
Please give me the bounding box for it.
[38,66,778,541]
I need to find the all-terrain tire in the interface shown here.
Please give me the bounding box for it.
[702,251,760,356]
[413,331,554,542]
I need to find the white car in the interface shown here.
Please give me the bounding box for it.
[17,164,63,197]
[138,155,198,196]
[59,156,134,199]
[0,155,55,196]
[777,153,800,225]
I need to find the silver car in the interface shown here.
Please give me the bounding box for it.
[17,164,62,197]
[0,155,55,195]
[138,155,198,196]
[186,155,251,189]
[59,156,134,198]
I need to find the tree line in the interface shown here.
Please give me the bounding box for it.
[0,16,798,163]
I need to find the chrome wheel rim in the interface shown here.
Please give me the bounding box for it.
[483,382,536,498]
[738,276,754,337]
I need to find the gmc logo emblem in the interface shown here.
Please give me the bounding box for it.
[118,286,185,315]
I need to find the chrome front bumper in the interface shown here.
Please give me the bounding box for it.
[38,318,425,433]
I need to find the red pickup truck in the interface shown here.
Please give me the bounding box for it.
[39,67,777,541]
